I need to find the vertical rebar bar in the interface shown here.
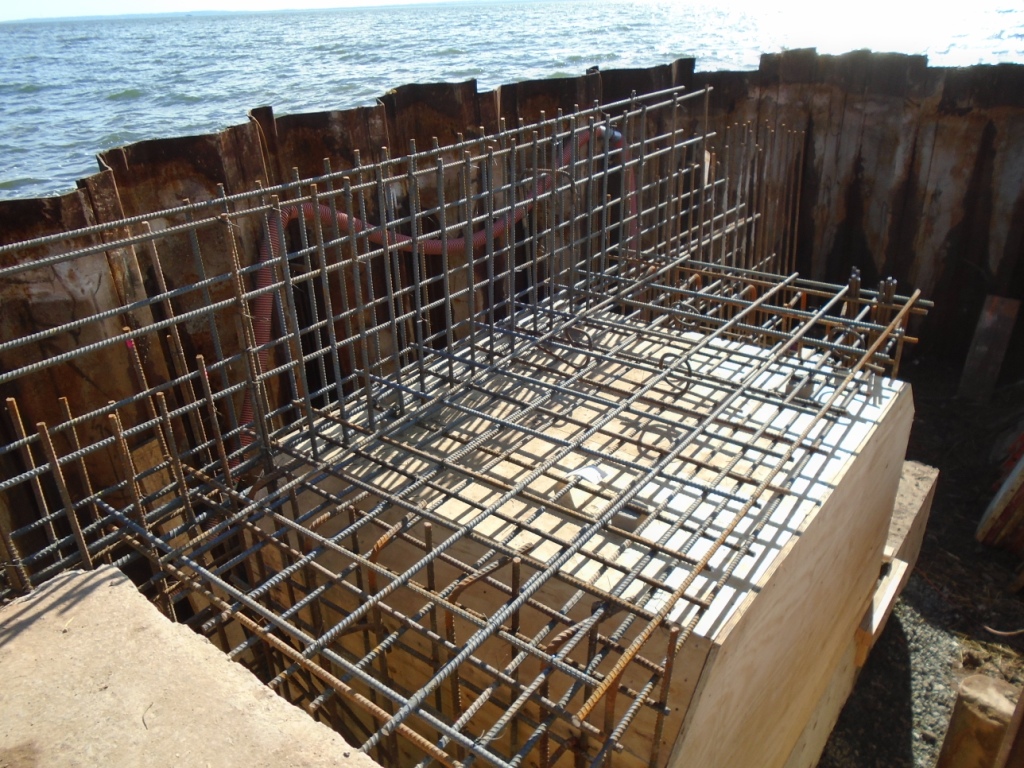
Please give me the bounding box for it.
[35,421,93,570]
[6,397,62,558]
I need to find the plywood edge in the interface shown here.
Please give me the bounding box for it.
[854,560,909,666]
[619,629,716,768]
[978,451,1024,544]
[957,295,1021,402]
[780,639,860,768]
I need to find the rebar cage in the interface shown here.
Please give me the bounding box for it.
[0,86,926,768]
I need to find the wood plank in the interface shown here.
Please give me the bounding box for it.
[887,460,939,568]
[995,677,1024,768]
[855,560,908,666]
[958,295,1021,402]
[978,450,1024,546]
[857,457,940,662]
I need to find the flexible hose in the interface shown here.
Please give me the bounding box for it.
[237,125,635,460]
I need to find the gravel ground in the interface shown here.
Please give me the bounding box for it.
[817,359,1024,768]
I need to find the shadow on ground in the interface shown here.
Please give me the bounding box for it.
[818,616,916,767]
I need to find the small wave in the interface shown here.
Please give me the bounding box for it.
[99,131,144,148]
[16,83,49,94]
[107,88,145,101]
[0,177,46,191]
[158,93,205,105]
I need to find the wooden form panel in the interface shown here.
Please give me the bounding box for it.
[784,459,939,768]
[668,384,914,768]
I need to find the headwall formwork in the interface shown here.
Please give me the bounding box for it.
[0,81,927,767]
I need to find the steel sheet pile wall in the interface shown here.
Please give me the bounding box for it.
[695,51,1024,365]
[0,85,926,768]
[2,52,1019,367]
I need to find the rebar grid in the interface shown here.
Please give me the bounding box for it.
[0,86,928,768]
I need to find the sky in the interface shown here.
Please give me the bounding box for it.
[0,0,465,23]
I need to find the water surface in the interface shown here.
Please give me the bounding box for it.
[1,0,1021,200]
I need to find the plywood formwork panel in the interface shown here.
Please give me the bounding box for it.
[669,384,913,768]
[783,460,938,768]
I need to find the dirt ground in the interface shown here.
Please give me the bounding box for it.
[909,362,1024,677]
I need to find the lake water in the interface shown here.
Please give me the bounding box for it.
[1,0,1022,201]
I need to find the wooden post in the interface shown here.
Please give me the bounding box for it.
[936,674,1020,768]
